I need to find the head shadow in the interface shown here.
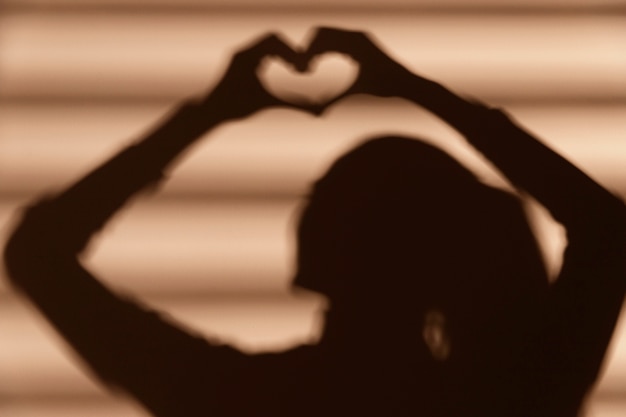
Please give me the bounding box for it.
[291,135,549,358]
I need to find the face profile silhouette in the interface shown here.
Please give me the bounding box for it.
[294,136,549,362]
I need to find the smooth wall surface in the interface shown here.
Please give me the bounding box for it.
[1,1,625,416]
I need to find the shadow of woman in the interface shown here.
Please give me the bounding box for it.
[4,28,625,417]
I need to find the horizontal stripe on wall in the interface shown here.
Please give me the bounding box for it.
[1,14,624,101]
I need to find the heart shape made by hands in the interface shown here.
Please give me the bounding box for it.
[258,52,359,107]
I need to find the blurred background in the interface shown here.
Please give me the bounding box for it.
[0,0,625,416]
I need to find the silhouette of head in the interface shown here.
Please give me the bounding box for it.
[293,136,548,348]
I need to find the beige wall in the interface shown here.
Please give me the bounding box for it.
[1,1,625,416]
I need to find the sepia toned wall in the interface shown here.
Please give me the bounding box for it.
[1,0,625,416]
